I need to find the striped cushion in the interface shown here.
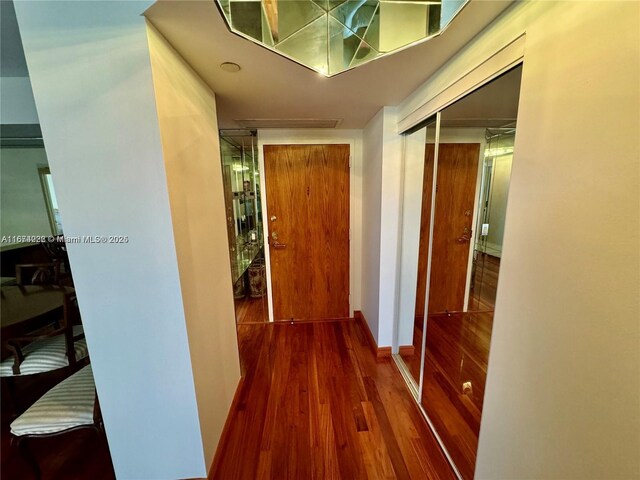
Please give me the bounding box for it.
[11,365,95,436]
[0,326,88,377]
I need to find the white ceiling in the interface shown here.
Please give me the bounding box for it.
[145,0,514,129]
[441,64,522,128]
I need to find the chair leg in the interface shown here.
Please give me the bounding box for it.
[2,377,20,416]
[13,436,41,480]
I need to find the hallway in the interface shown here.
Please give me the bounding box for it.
[211,320,455,479]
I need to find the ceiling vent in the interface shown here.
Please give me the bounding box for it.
[234,118,342,129]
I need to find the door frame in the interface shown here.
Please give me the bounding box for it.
[257,132,357,322]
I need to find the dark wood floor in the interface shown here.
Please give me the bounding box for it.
[235,296,268,324]
[468,252,500,311]
[422,311,493,480]
[401,253,500,387]
[400,319,423,385]
[213,320,455,479]
[1,369,115,480]
[397,309,493,479]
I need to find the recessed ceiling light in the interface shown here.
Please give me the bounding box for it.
[220,62,241,73]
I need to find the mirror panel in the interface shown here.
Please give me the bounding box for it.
[277,15,329,74]
[220,130,269,327]
[468,128,514,311]
[395,65,522,479]
[397,118,436,386]
[216,0,465,76]
[421,66,521,479]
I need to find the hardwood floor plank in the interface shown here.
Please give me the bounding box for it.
[212,320,455,480]
[314,402,342,479]
[256,451,272,480]
[328,374,367,479]
[363,376,412,480]
[359,401,396,479]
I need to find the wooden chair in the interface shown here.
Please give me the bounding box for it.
[15,262,62,286]
[10,365,102,479]
[41,236,73,285]
[0,293,87,378]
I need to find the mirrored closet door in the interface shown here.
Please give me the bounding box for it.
[398,118,437,386]
[395,65,523,480]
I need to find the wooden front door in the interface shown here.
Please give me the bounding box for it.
[428,143,480,314]
[264,144,350,321]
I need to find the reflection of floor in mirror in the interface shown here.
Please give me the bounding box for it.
[422,311,494,480]
[235,296,268,324]
[220,320,456,479]
[469,252,500,311]
[401,251,500,387]
[400,317,423,386]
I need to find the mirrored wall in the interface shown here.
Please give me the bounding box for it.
[398,118,437,385]
[220,130,268,324]
[395,65,522,479]
[216,0,466,76]
[468,128,514,312]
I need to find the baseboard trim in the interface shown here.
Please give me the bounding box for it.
[377,347,392,358]
[354,310,392,359]
[398,345,415,356]
[272,317,354,324]
[208,376,245,479]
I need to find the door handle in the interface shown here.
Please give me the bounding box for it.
[457,226,472,244]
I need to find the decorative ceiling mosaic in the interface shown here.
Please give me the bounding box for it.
[216,0,467,76]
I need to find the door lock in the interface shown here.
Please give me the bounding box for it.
[271,230,287,249]
[457,227,472,244]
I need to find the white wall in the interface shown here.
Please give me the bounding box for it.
[256,128,363,320]
[0,147,52,242]
[0,76,39,124]
[146,22,241,472]
[398,1,640,478]
[378,107,404,347]
[14,2,210,478]
[362,107,404,347]
[362,110,384,342]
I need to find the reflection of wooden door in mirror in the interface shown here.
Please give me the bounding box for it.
[264,144,350,321]
[414,144,435,326]
[428,143,480,314]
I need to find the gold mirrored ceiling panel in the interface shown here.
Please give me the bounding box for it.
[216,0,468,76]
